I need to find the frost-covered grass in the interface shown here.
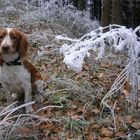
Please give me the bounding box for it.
[0,0,99,37]
[0,1,99,138]
[50,76,95,103]
[57,25,140,72]
[57,24,140,114]
[0,101,63,139]
[1,0,140,139]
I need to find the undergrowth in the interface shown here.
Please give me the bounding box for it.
[0,0,140,139]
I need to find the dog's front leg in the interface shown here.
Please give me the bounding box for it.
[24,85,34,113]
[5,91,13,104]
[34,80,46,103]
[2,83,13,104]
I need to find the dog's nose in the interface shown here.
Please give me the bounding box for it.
[2,45,9,53]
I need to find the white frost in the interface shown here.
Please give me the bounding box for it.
[57,24,140,72]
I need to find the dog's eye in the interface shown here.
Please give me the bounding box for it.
[11,35,17,40]
[0,35,4,39]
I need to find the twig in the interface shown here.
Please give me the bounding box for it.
[34,104,63,114]
[41,88,70,98]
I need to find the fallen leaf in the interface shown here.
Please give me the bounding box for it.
[75,72,83,80]
[102,137,112,140]
[121,81,131,96]
[101,127,113,137]
[101,63,112,68]
[122,89,129,96]
[87,129,94,140]
[115,116,123,128]
[39,122,53,130]
[93,108,100,114]
[83,64,90,71]
[126,115,134,124]
[18,127,32,137]
[71,114,82,120]
[98,136,112,140]
[115,131,126,137]
[92,124,101,129]
[98,73,104,78]
[86,125,96,140]
[131,121,140,129]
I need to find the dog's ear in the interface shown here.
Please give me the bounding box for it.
[18,32,28,59]
[0,53,3,66]
[13,29,28,59]
[0,29,2,64]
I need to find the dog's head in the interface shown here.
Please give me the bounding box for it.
[0,28,28,59]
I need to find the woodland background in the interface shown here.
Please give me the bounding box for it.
[0,0,140,140]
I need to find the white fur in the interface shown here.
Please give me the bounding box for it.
[1,28,12,47]
[0,64,33,113]
[0,64,31,92]
[7,28,12,33]
[2,52,19,63]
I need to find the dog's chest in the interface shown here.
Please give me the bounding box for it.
[0,64,31,92]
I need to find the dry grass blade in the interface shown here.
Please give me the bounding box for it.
[101,62,130,104]
[51,76,95,103]
[0,102,62,140]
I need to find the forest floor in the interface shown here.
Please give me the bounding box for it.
[0,3,140,140]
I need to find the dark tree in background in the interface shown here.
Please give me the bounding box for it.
[73,0,86,10]
[93,0,102,21]
[101,0,126,27]
[86,0,102,21]
[132,0,140,28]
[100,0,112,27]
[70,0,140,28]
[111,0,124,25]
[101,0,140,28]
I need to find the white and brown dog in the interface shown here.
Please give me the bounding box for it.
[0,28,43,113]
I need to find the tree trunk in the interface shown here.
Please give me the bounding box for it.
[111,0,124,25]
[133,0,140,28]
[78,0,86,11]
[101,0,112,27]
[93,0,102,21]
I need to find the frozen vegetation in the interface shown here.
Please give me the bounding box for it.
[0,0,140,139]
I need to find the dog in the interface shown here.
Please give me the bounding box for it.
[0,28,44,113]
